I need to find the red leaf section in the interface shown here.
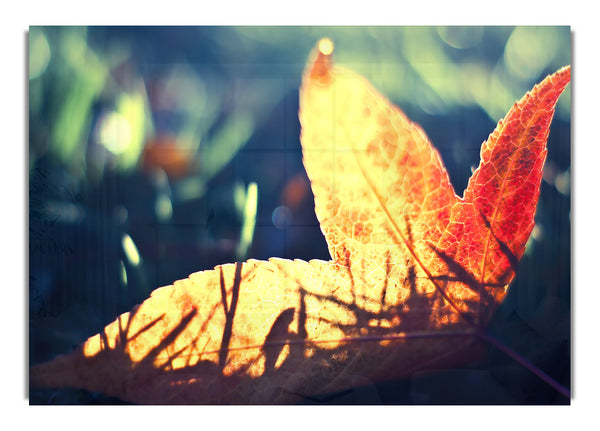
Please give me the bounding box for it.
[467,66,571,260]
[438,66,571,311]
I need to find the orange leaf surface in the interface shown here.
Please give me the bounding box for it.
[29,39,571,404]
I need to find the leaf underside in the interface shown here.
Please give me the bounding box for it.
[29,40,570,404]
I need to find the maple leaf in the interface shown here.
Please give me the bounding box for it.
[29,39,571,404]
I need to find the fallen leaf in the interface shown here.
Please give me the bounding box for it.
[29,39,571,404]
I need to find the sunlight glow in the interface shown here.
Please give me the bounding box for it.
[98,111,132,155]
[318,38,334,56]
[504,27,560,81]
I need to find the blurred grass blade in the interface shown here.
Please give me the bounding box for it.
[236,182,258,260]
[122,233,141,267]
[29,27,51,80]
[114,84,153,171]
[51,29,108,174]
[119,259,128,304]
[201,111,254,181]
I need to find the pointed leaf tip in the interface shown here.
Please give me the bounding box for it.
[308,38,334,83]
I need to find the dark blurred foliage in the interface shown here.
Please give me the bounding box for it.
[28,26,571,404]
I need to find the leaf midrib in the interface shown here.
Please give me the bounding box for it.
[347,134,469,323]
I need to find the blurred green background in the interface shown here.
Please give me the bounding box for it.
[28,26,571,404]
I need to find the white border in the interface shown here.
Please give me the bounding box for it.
[4,1,597,429]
